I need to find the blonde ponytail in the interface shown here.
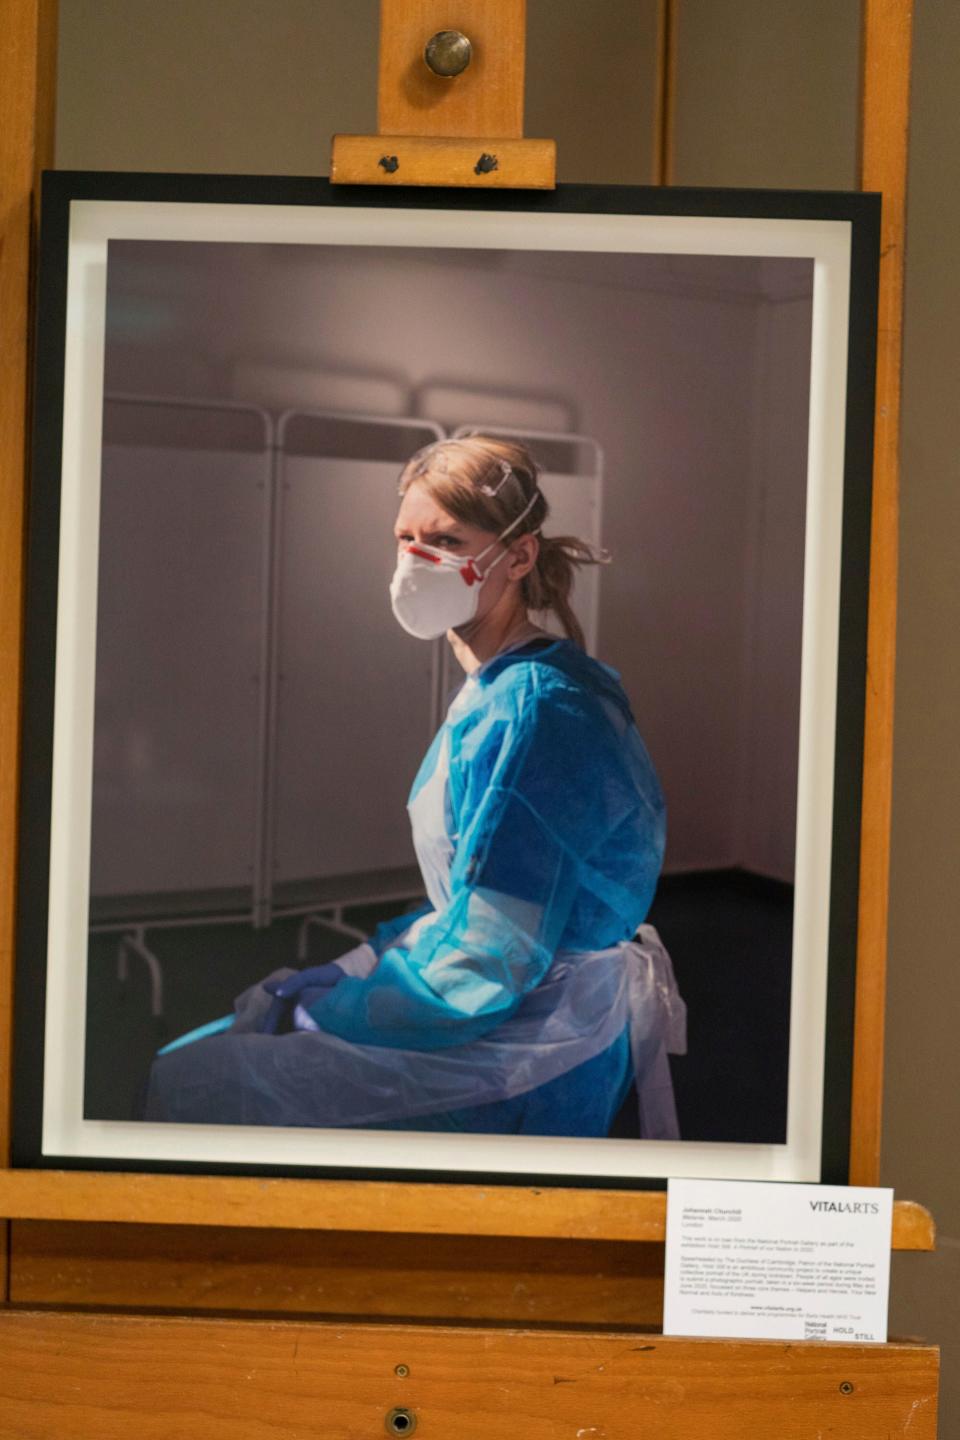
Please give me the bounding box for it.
[523,533,610,649]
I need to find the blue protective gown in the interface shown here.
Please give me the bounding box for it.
[301,635,666,1132]
[144,636,669,1135]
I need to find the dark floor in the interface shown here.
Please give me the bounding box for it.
[84,869,792,1143]
[646,869,792,1144]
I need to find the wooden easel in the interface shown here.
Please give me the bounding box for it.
[0,1,939,1434]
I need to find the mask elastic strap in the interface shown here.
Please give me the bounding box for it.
[462,488,542,582]
[478,487,541,557]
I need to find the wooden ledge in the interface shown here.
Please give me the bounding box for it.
[0,1172,936,1249]
[0,1312,941,1440]
[331,134,556,187]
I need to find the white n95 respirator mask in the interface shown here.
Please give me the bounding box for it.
[389,488,540,640]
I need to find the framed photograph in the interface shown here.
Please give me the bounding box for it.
[13,172,879,1188]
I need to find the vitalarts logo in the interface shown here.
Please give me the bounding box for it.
[809,1200,881,1215]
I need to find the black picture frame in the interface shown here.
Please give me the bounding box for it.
[12,171,880,1187]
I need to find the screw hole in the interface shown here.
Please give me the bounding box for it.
[386,1408,417,1436]
[839,1381,855,1395]
[394,1364,410,1378]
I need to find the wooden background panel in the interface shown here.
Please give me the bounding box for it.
[9,1222,666,1325]
[0,1311,940,1440]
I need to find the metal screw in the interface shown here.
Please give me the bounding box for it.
[395,1364,410,1378]
[475,152,499,175]
[839,1381,855,1395]
[424,29,472,77]
[385,1408,417,1436]
[379,155,400,173]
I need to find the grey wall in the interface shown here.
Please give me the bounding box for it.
[56,0,662,184]
[56,0,959,1428]
[882,1,960,1422]
[56,0,379,174]
[671,0,861,191]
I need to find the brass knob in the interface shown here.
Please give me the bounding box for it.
[424,30,472,78]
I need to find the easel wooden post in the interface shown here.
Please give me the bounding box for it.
[0,0,58,1300]
[850,0,914,1189]
[0,2,941,1435]
[331,0,556,188]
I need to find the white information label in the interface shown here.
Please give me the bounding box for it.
[664,1179,893,1342]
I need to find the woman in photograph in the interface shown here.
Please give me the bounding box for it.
[145,435,684,1136]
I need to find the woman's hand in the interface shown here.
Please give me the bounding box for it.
[256,943,379,1033]
[263,963,345,1000]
